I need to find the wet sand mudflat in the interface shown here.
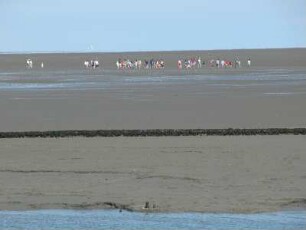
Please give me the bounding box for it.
[1,69,306,131]
[0,136,305,212]
[0,49,306,213]
[0,48,306,132]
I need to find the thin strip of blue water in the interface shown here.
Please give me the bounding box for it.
[0,210,305,230]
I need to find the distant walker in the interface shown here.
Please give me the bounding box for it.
[26,59,33,69]
[84,59,100,69]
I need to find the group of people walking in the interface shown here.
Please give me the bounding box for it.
[26,59,44,69]
[25,56,251,70]
[177,57,251,69]
[84,59,99,69]
[144,59,165,69]
[177,57,202,69]
[116,59,142,70]
[116,58,165,70]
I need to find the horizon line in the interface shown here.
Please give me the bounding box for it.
[1,47,306,55]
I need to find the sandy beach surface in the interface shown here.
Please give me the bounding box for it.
[0,136,305,212]
[0,48,306,213]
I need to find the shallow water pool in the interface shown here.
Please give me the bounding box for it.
[0,210,305,230]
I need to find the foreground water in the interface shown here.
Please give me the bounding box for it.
[0,210,305,230]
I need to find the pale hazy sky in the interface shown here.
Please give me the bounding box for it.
[1,0,305,52]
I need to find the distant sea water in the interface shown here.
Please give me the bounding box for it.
[0,210,305,230]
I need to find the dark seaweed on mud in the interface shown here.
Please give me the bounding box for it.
[0,128,306,138]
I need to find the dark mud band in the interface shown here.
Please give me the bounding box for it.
[0,128,306,138]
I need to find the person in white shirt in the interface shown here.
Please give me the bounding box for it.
[221,60,225,68]
[197,57,202,69]
[216,59,220,68]
[247,58,251,67]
